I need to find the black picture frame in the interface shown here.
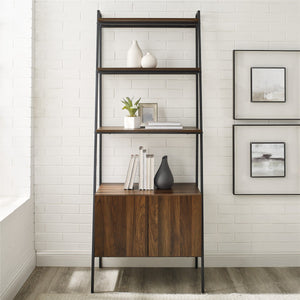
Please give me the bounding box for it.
[233,49,300,120]
[250,67,286,103]
[232,124,300,195]
[250,142,286,178]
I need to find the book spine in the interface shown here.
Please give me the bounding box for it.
[145,126,183,129]
[139,146,143,190]
[124,155,134,190]
[148,122,181,126]
[146,154,151,190]
[129,155,139,189]
[143,149,147,190]
[150,155,154,190]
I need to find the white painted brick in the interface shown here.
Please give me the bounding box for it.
[34,0,300,260]
[36,213,62,223]
[45,223,80,233]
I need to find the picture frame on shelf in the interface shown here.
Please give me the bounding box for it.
[233,125,300,195]
[233,50,300,120]
[138,103,158,127]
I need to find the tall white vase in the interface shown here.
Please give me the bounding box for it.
[127,40,143,68]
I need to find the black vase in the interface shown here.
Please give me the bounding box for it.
[154,155,174,189]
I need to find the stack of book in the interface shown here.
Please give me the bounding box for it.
[124,146,155,190]
[145,121,183,129]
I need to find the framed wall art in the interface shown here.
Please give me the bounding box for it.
[138,103,158,127]
[233,50,300,120]
[233,125,300,195]
[250,67,286,103]
[250,142,286,178]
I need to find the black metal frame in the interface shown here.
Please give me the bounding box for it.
[250,67,286,103]
[233,124,300,195]
[250,142,286,178]
[233,49,300,120]
[91,10,204,293]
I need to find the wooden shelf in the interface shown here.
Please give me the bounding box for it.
[97,126,201,134]
[97,67,200,74]
[98,18,198,28]
[96,183,201,196]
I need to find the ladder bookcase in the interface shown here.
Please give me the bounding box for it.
[91,10,204,293]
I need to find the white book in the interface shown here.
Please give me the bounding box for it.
[146,154,151,190]
[147,122,182,126]
[139,146,143,190]
[124,155,135,189]
[150,155,154,190]
[128,155,139,190]
[143,149,147,190]
[145,125,183,129]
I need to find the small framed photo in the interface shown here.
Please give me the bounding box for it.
[138,103,158,127]
[251,67,286,103]
[250,142,285,178]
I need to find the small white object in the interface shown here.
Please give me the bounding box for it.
[124,155,135,189]
[146,154,151,190]
[150,155,154,190]
[124,116,141,129]
[143,149,147,190]
[128,155,139,190]
[141,52,157,68]
[127,40,143,67]
[139,146,144,190]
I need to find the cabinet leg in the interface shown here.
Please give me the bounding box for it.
[99,257,102,268]
[91,256,95,293]
[195,257,198,268]
[201,258,205,293]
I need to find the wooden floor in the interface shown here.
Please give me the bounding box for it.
[15,267,300,300]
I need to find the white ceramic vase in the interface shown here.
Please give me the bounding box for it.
[127,40,143,68]
[141,52,157,68]
[124,116,141,129]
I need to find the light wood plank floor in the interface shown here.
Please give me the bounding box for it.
[15,267,300,300]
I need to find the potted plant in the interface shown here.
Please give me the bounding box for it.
[121,97,141,129]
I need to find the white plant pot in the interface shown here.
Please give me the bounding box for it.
[124,116,141,129]
[127,40,143,68]
[141,52,157,68]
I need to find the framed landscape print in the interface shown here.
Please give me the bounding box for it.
[250,142,285,178]
[233,50,300,120]
[233,125,300,195]
[251,67,286,103]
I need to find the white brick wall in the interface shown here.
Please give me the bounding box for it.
[34,0,300,266]
[0,0,32,197]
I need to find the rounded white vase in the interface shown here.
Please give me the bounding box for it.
[127,40,143,68]
[141,52,157,68]
[124,116,141,129]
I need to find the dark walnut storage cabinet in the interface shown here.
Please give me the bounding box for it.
[95,183,202,258]
[91,11,204,293]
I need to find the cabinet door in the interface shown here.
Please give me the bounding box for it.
[94,195,147,257]
[148,195,202,257]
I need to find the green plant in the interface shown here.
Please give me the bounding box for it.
[121,97,141,117]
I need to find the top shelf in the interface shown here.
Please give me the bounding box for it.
[97,67,200,74]
[98,18,198,28]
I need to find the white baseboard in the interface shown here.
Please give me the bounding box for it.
[206,254,300,267]
[1,252,36,300]
[36,251,300,268]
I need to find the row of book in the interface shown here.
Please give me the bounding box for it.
[145,121,183,129]
[124,146,155,190]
